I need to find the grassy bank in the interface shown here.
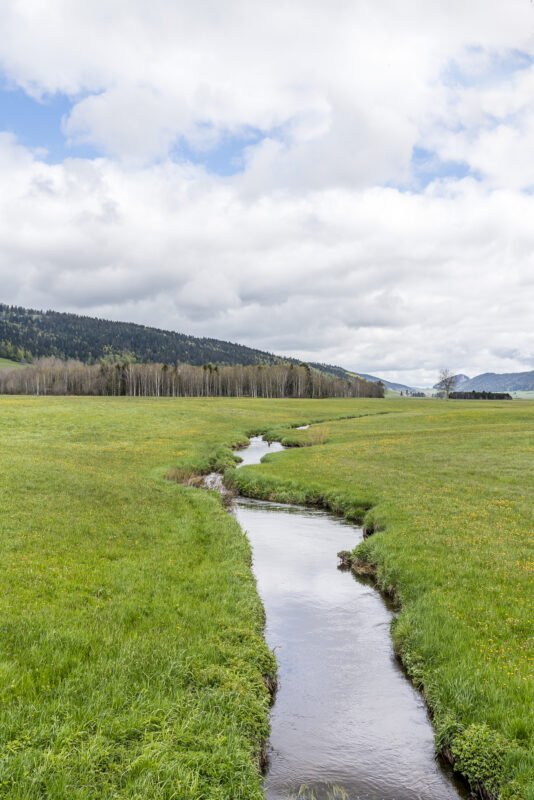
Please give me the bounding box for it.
[0,395,364,799]
[228,401,534,799]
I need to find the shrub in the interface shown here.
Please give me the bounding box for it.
[452,723,510,795]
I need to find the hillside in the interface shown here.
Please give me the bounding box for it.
[0,303,354,379]
[0,304,285,366]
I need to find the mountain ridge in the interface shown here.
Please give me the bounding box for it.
[435,370,534,392]
[458,370,534,392]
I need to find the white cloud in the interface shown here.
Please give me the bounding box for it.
[1,1,534,384]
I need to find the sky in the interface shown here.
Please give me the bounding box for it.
[1,1,534,386]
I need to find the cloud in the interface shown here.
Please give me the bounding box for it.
[1,134,534,385]
[0,2,534,385]
[1,0,531,167]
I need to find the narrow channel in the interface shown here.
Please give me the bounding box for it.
[232,436,467,800]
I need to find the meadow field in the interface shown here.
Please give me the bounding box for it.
[0,396,532,799]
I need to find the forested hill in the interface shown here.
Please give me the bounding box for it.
[0,304,352,378]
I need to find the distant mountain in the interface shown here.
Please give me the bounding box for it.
[433,374,471,390]
[461,371,534,392]
[434,371,534,392]
[0,303,356,381]
[451,374,471,390]
[358,372,419,394]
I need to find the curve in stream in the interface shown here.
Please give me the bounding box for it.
[226,435,468,800]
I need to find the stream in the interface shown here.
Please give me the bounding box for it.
[228,435,468,800]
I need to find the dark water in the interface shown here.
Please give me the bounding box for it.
[232,437,467,800]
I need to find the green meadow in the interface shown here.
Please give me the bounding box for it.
[0,358,25,370]
[0,396,532,798]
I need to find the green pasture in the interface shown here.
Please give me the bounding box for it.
[0,396,532,798]
[0,358,25,369]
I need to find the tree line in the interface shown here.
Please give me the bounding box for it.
[449,391,512,400]
[0,358,384,398]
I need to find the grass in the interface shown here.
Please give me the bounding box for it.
[0,396,364,799]
[0,358,26,369]
[228,400,534,800]
[1,397,532,798]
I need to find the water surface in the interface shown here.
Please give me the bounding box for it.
[232,437,466,800]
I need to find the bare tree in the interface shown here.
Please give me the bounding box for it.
[436,368,457,398]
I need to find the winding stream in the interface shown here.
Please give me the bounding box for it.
[230,436,468,800]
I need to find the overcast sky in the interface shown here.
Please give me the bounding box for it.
[1,1,534,385]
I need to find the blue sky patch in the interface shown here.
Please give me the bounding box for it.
[0,84,100,161]
[411,146,471,185]
[442,48,534,90]
[172,127,264,176]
